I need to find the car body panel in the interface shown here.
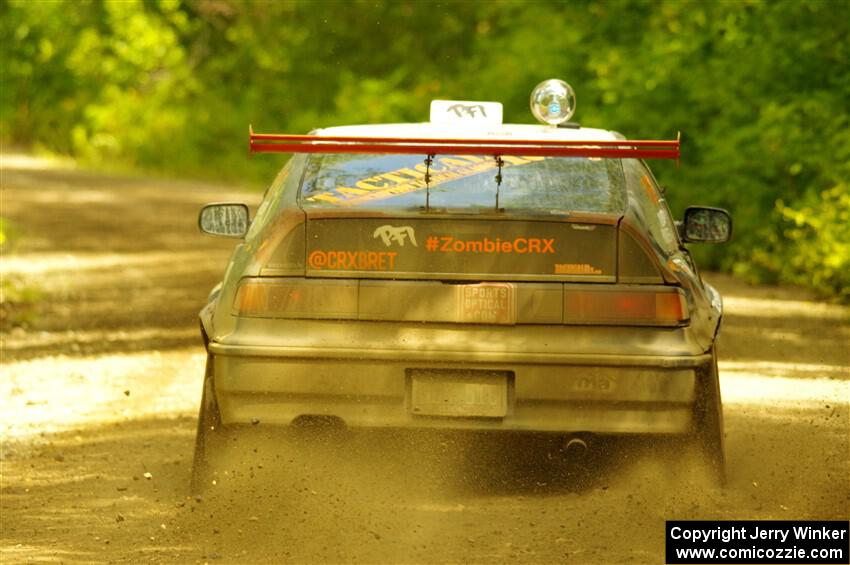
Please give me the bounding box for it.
[213,355,697,433]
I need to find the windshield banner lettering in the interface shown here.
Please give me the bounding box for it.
[305,155,544,207]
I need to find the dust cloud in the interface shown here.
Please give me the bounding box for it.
[1,156,848,563]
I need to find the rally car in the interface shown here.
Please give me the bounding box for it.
[191,79,732,490]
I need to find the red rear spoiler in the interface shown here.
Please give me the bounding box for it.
[249,126,680,160]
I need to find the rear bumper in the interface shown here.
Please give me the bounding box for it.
[208,338,710,435]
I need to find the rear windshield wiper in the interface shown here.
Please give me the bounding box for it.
[494,155,504,213]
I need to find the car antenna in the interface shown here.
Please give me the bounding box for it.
[494,155,504,212]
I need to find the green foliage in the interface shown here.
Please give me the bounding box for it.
[0,217,40,328]
[0,217,8,247]
[1,0,848,300]
[742,184,850,302]
[0,274,41,329]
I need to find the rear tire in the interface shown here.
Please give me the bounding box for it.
[692,348,727,486]
[190,354,221,495]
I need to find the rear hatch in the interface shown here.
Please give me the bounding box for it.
[237,151,690,326]
[300,152,625,283]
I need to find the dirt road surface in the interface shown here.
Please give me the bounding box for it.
[2,154,848,564]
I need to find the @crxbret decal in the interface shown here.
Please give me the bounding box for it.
[308,250,397,271]
[373,225,417,247]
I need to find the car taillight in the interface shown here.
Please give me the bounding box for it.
[563,287,687,325]
[235,278,358,319]
[235,278,687,326]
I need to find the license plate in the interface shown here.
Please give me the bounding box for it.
[409,370,508,418]
[457,283,516,324]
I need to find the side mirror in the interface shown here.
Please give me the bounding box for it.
[198,203,249,238]
[681,206,732,244]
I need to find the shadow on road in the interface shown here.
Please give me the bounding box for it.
[2,162,258,361]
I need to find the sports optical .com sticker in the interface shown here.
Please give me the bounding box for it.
[458,284,515,324]
[425,235,555,254]
[308,250,398,271]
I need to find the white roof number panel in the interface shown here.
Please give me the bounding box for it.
[430,100,503,126]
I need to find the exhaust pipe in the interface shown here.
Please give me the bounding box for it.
[564,437,588,459]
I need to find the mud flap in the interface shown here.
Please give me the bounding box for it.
[692,348,727,486]
[190,354,221,494]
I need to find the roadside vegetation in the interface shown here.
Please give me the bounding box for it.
[0,217,40,329]
[1,0,848,301]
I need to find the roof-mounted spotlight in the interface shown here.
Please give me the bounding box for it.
[530,79,576,126]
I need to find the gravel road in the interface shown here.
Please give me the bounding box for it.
[1,154,848,564]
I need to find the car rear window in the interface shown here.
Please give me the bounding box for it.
[300,153,626,215]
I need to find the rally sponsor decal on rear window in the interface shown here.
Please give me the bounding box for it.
[372,225,417,247]
[300,154,626,214]
[425,235,555,255]
[308,250,398,271]
[555,263,603,275]
[303,155,541,207]
[303,218,617,279]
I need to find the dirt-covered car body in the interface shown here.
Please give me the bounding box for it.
[194,117,731,483]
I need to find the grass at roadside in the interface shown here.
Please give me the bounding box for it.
[0,217,41,330]
[0,275,41,330]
